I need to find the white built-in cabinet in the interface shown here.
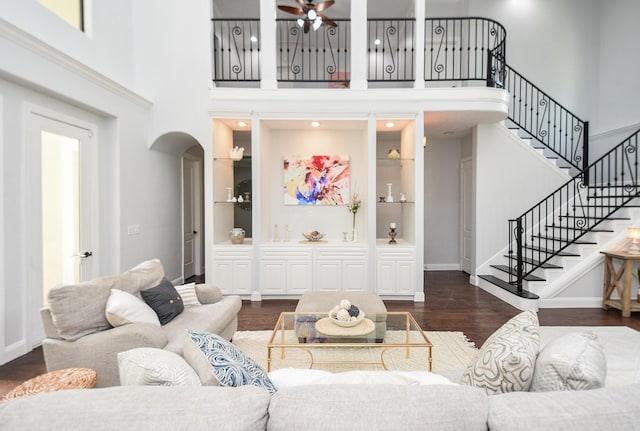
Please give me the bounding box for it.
[210,117,423,301]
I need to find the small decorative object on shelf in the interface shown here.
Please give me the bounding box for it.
[302,230,324,242]
[226,187,233,202]
[389,223,397,244]
[237,195,244,203]
[342,231,348,242]
[284,224,290,242]
[399,192,407,203]
[229,228,245,244]
[347,192,362,242]
[379,196,385,203]
[229,146,244,161]
[387,148,400,159]
[386,183,394,203]
[273,224,280,242]
[231,196,237,203]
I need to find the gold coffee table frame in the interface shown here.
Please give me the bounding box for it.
[267,311,432,372]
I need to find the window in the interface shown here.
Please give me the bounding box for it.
[38,0,84,31]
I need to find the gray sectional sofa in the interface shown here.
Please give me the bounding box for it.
[39,259,242,387]
[1,383,640,430]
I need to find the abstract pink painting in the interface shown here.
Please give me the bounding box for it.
[283,155,350,205]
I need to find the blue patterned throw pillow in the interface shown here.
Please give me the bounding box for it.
[184,330,276,394]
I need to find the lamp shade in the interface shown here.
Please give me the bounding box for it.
[628,227,640,239]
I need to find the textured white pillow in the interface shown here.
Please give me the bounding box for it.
[531,331,606,392]
[461,309,540,394]
[268,368,332,389]
[118,348,201,386]
[105,288,160,327]
[175,282,201,307]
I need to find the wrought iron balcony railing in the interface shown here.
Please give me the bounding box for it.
[276,18,350,84]
[212,19,261,82]
[368,18,415,83]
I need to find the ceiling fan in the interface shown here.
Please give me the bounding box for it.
[278,0,338,33]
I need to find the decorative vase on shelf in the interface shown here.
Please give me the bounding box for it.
[229,228,245,244]
[387,149,400,159]
[226,187,233,202]
[399,192,407,203]
[229,146,244,161]
[386,183,394,203]
[352,228,357,242]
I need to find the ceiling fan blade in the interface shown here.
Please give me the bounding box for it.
[296,0,309,9]
[278,5,305,16]
[318,14,337,27]
[315,0,335,12]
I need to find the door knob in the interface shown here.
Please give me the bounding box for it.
[75,251,93,259]
[193,230,198,235]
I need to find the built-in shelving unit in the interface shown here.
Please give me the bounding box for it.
[210,117,423,301]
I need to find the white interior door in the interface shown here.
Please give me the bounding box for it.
[460,158,472,273]
[28,111,96,346]
[183,156,203,279]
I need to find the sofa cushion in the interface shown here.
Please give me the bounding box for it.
[174,282,201,307]
[461,309,540,394]
[195,283,224,304]
[530,331,606,392]
[105,289,160,327]
[269,384,489,431]
[162,296,242,354]
[0,386,271,431]
[117,347,201,386]
[47,259,165,341]
[141,277,184,325]
[183,330,276,394]
[488,384,640,431]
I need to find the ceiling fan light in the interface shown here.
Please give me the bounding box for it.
[297,18,305,27]
[307,9,317,20]
[312,17,322,31]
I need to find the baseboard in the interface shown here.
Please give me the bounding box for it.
[1,339,28,366]
[424,264,461,271]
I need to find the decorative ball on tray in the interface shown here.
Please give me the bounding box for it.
[328,299,365,327]
[302,230,325,242]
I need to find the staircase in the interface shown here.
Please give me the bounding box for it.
[481,53,640,306]
[479,128,640,306]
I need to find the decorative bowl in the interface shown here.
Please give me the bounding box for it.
[302,231,324,242]
[328,310,365,327]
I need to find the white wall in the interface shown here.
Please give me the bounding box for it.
[0,0,212,364]
[473,123,570,273]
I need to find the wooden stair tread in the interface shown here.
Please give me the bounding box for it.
[490,265,546,281]
[504,255,562,269]
[478,275,540,299]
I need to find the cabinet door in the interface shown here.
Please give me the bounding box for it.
[213,260,234,295]
[342,260,367,291]
[287,261,313,294]
[395,260,415,295]
[376,260,396,295]
[260,260,286,294]
[314,260,342,291]
[233,260,253,295]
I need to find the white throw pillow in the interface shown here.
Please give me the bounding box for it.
[118,347,201,386]
[105,288,160,327]
[460,309,540,394]
[174,282,202,307]
[531,331,607,392]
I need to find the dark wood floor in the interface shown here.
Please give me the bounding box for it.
[1,271,639,398]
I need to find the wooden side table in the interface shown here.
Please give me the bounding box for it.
[601,250,640,317]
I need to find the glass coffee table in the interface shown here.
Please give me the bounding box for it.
[267,311,432,372]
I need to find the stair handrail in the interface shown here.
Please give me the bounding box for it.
[509,127,640,292]
[488,53,589,173]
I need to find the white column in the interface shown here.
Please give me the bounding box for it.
[414,0,426,89]
[349,0,368,89]
[260,0,277,89]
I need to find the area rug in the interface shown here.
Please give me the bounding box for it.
[232,330,477,373]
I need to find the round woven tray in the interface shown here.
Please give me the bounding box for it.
[3,367,97,401]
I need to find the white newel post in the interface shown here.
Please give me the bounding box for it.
[349,0,367,90]
[260,0,277,89]
[414,0,426,89]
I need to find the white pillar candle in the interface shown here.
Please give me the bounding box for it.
[390,222,396,229]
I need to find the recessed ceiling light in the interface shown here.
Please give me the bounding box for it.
[250,36,258,43]
[237,121,247,127]
[385,122,395,128]
[311,121,320,128]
